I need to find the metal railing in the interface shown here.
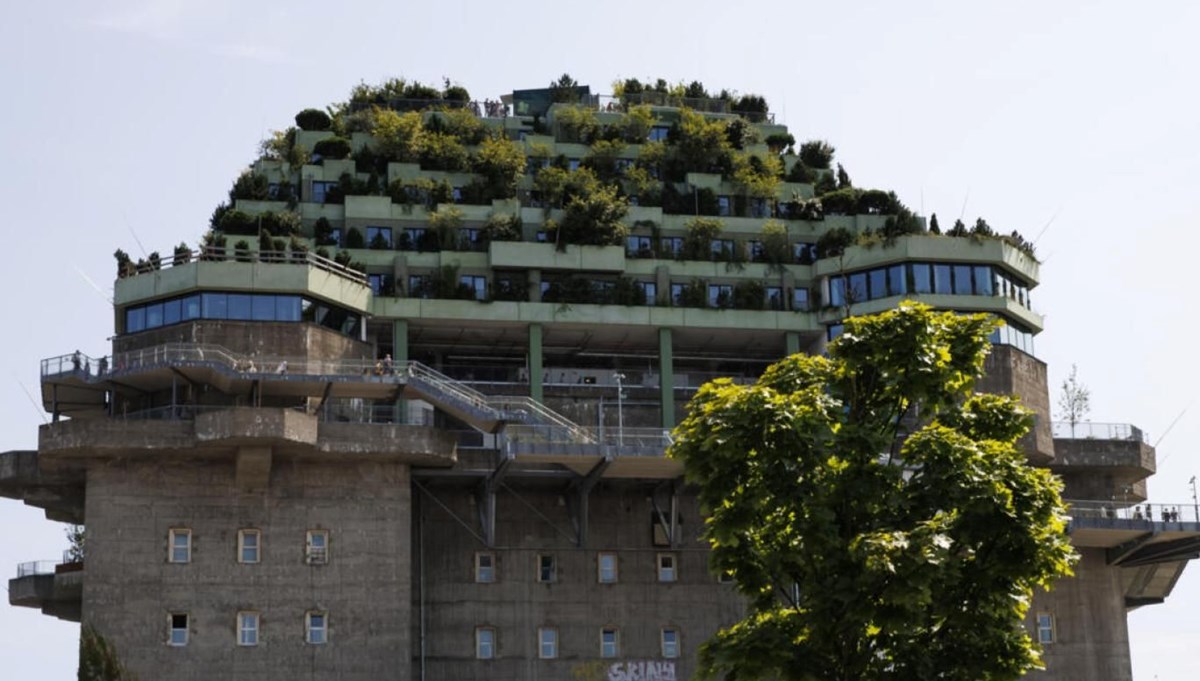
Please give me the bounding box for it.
[1066,500,1199,523]
[117,248,367,286]
[1052,422,1149,444]
[16,561,58,577]
[347,98,510,118]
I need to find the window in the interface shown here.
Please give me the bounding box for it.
[847,272,868,303]
[953,265,973,295]
[636,281,657,306]
[408,274,431,298]
[597,552,618,583]
[717,195,732,217]
[169,613,189,646]
[476,552,496,583]
[661,628,679,658]
[933,264,953,294]
[766,286,783,310]
[238,611,259,646]
[710,238,734,260]
[718,570,734,584]
[312,181,336,204]
[648,126,670,142]
[476,627,496,659]
[670,283,686,306]
[708,284,732,308]
[911,263,932,294]
[828,276,846,307]
[461,228,483,251]
[792,288,810,312]
[366,226,393,249]
[306,612,327,644]
[538,627,558,659]
[306,530,329,565]
[568,158,581,171]
[973,265,994,296]
[887,264,907,296]
[600,628,619,658]
[657,553,677,582]
[793,242,816,264]
[537,555,556,583]
[460,275,487,301]
[1036,612,1055,644]
[368,273,394,296]
[626,235,653,257]
[238,529,261,564]
[660,237,683,258]
[747,239,764,262]
[126,306,146,333]
[168,529,191,564]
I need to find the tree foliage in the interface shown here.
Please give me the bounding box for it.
[79,626,137,681]
[670,302,1075,681]
[1056,364,1091,436]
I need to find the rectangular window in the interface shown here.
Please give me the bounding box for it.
[476,552,496,583]
[932,264,953,294]
[766,286,783,310]
[670,283,686,306]
[708,284,732,308]
[251,295,275,321]
[792,288,810,312]
[460,275,487,301]
[306,530,329,565]
[126,306,146,333]
[847,272,868,303]
[1036,612,1055,644]
[181,294,201,320]
[408,275,431,299]
[462,228,483,250]
[887,264,907,296]
[657,553,677,582]
[238,529,260,564]
[793,242,816,264]
[660,237,683,258]
[601,628,619,658]
[911,263,932,294]
[238,611,259,646]
[162,298,182,326]
[144,302,164,329]
[636,281,657,306]
[717,196,732,217]
[710,238,734,260]
[648,126,670,142]
[537,555,557,583]
[312,181,335,204]
[953,265,973,295]
[366,226,393,249]
[169,613,189,646]
[228,293,253,321]
[476,627,496,659]
[974,266,994,296]
[626,235,653,257]
[597,552,618,583]
[868,269,887,300]
[829,276,846,307]
[538,627,558,659]
[661,628,679,658]
[168,529,191,564]
[306,612,327,644]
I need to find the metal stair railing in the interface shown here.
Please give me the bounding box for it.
[487,395,596,444]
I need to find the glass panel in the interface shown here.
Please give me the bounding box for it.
[228,294,253,320]
[848,273,868,303]
[792,288,809,311]
[126,307,145,333]
[162,299,182,326]
[144,303,164,329]
[933,265,952,294]
[868,269,887,299]
[888,265,907,296]
[252,295,275,321]
[829,277,845,307]
[277,296,301,322]
[202,292,227,319]
[953,265,973,295]
[912,264,931,294]
[181,295,201,320]
[973,266,993,296]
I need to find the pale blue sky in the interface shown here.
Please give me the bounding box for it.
[2,1,1198,678]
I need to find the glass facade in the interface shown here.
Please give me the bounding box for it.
[124,292,356,337]
[827,262,1032,309]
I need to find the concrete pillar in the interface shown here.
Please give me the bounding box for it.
[785,331,800,357]
[659,328,675,429]
[394,319,408,423]
[529,323,543,403]
[528,270,542,302]
[655,265,671,306]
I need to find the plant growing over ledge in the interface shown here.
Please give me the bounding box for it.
[554,182,629,249]
[344,227,365,249]
[429,206,465,250]
[473,136,526,199]
[733,152,783,202]
[554,105,600,144]
[173,243,192,265]
[621,104,655,143]
[760,220,791,271]
[732,280,766,310]
[766,132,796,154]
[313,137,352,161]
[295,108,332,131]
[200,231,227,261]
[234,240,252,262]
[372,110,423,162]
[816,226,855,258]
[682,217,724,261]
[313,217,339,246]
[482,213,523,243]
[113,249,135,278]
[673,109,733,175]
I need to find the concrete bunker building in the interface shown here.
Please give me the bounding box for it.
[4,81,1198,681]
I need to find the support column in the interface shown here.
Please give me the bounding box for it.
[394,319,409,423]
[785,331,801,357]
[659,328,675,429]
[529,323,543,403]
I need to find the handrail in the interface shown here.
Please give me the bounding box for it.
[1052,422,1149,444]
[117,248,368,286]
[16,561,59,577]
[1065,500,1199,523]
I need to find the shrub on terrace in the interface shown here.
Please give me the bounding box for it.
[799,139,835,169]
[295,108,332,131]
[313,137,352,161]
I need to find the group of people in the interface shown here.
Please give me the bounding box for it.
[1132,505,1185,522]
[372,354,395,376]
[232,358,289,374]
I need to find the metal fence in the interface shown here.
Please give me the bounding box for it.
[118,248,367,285]
[16,561,58,577]
[1066,500,1198,523]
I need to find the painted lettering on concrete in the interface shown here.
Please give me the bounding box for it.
[607,660,676,681]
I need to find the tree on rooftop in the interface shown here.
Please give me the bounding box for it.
[670,301,1075,681]
[1056,364,1091,437]
[800,139,836,170]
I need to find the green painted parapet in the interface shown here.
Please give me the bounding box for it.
[813,234,1040,285]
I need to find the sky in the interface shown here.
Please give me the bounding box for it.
[1,1,1198,678]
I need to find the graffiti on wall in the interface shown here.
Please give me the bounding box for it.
[606,660,677,681]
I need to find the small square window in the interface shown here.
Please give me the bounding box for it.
[238,529,260,564]
[169,613,189,646]
[1036,612,1055,644]
[476,627,496,659]
[238,611,259,646]
[718,570,734,584]
[168,529,191,564]
[600,627,619,658]
[597,553,618,584]
[538,627,558,659]
[476,552,496,583]
[537,555,556,583]
[306,611,327,645]
[306,530,329,565]
[657,553,677,582]
[661,628,679,658]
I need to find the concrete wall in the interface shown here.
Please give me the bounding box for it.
[114,321,372,363]
[81,458,413,681]
[1028,548,1132,681]
[413,485,745,681]
[978,344,1054,463]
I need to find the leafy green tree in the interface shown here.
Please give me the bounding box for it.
[733,153,783,201]
[555,182,629,249]
[372,110,423,162]
[799,139,836,169]
[673,109,732,174]
[929,213,941,234]
[836,163,852,189]
[473,136,525,198]
[670,302,1075,681]
[79,625,137,681]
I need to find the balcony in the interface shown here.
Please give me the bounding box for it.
[1049,421,1156,501]
[8,557,83,622]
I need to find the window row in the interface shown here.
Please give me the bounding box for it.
[474,552,693,585]
[167,611,326,647]
[124,293,362,338]
[827,262,1032,309]
[474,626,680,660]
[827,316,1036,356]
[631,236,816,263]
[168,528,328,565]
